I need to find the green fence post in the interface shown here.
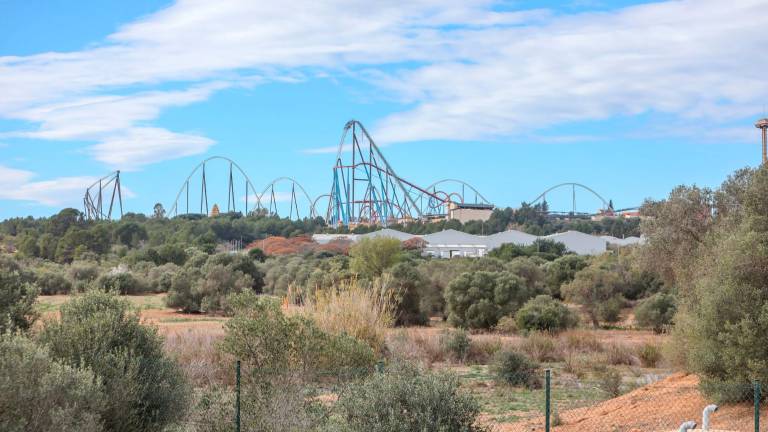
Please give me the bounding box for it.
[545,369,551,432]
[755,380,761,432]
[236,360,241,432]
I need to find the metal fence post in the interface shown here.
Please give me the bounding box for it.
[236,360,241,432]
[755,380,761,432]
[545,369,551,432]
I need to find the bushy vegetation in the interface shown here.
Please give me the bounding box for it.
[445,270,536,329]
[515,295,578,333]
[0,333,104,432]
[0,256,38,333]
[333,363,490,432]
[490,349,540,389]
[634,292,676,332]
[38,290,189,432]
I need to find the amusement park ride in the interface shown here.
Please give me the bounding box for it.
[83,119,634,225]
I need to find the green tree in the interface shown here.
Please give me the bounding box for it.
[0,257,38,333]
[445,271,534,329]
[634,292,676,333]
[562,267,624,327]
[544,254,589,298]
[350,237,403,278]
[515,295,578,333]
[39,291,189,432]
[387,262,428,326]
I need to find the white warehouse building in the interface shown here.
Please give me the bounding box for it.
[312,227,642,257]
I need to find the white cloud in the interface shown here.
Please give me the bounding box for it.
[90,127,214,170]
[0,0,766,174]
[372,0,768,143]
[0,165,96,206]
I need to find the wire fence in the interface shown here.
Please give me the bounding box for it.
[502,369,764,432]
[182,361,764,432]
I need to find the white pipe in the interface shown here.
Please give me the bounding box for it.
[702,404,718,431]
[678,420,697,432]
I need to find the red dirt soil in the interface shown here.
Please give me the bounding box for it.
[498,374,764,432]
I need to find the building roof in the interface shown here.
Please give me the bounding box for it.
[486,229,538,248]
[544,230,607,255]
[422,229,485,245]
[360,228,416,241]
[601,235,644,246]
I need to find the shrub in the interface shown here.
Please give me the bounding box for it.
[446,271,534,329]
[495,315,517,334]
[441,329,471,363]
[562,267,625,327]
[519,332,563,362]
[166,264,253,313]
[38,290,189,432]
[634,292,676,333]
[637,342,663,368]
[0,334,104,432]
[387,262,428,326]
[206,253,264,292]
[301,278,396,354]
[223,294,376,377]
[515,295,578,333]
[594,366,623,397]
[94,267,148,295]
[349,237,402,278]
[146,262,179,293]
[0,258,38,333]
[334,362,489,432]
[604,342,636,366]
[34,268,73,295]
[544,254,589,298]
[68,261,100,283]
[248,247,267,262]
[490,349,540,389]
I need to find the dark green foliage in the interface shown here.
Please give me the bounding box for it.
[388,262,428,325]
[634,292,676,332]
[207,252,264,292]
[488,239,568,262]
[544,254,589,297]
[248,247,267,262]
[562,266,625,327]
[166,264,252,313]
[445,270,535,329]
[0,334,104,432]
[114,222,148,247]
[333,363,488,432]
[34,267,73,295]
[490,349,540,389]
[261,253,351,298]
[515,295,578,333]
[94,269,148,295]
[0,256,39,333]
[38,290,189,432]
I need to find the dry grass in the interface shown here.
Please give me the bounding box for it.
[164,329,233,387]
[603,341,637,366]
[300,277,397,354]
[386,328,446,366]
[561,329,605,353]
[518,332,563,362]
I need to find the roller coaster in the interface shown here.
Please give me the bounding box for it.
[82,120,638,224]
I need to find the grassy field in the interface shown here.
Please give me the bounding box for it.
[36,293,672,430]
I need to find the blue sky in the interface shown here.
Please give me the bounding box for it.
[0,0,766,219]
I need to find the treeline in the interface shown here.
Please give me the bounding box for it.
[1,202,640,265]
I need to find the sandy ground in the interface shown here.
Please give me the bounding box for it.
[497,373,763,432]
